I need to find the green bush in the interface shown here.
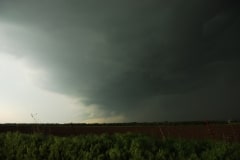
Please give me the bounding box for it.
[0,132,239,160]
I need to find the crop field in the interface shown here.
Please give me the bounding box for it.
[1,132,240,160]
[0,122,240,159]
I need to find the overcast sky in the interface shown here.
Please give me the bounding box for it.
[0,0,240,123]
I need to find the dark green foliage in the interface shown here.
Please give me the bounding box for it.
[0,132,239,160]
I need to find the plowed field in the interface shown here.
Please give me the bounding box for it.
[1,123,239,141]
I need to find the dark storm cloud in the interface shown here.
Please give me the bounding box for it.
[1,0,240,121]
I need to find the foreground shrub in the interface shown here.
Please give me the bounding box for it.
[0,132,239,160]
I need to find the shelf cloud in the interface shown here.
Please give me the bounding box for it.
[0,0,240,122]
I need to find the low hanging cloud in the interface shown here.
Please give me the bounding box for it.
[0,0,240,121]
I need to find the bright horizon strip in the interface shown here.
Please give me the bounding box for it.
[0,53,86,123]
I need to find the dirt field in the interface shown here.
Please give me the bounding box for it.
[0,123,239,141]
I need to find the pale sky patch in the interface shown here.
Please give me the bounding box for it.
[0,53,87,123]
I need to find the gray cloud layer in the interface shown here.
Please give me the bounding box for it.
[1,0,240,121]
